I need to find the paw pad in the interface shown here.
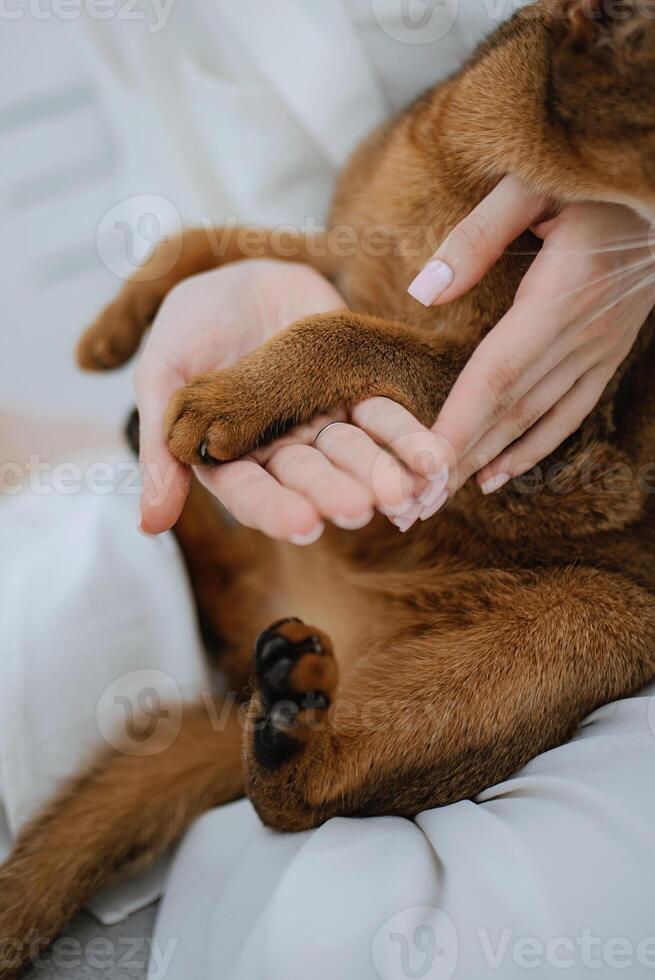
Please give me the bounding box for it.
[255,619,328,706]
[251,618,337,772]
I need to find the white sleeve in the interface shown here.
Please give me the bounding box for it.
[73,0,528,229]
[74,0,343,227]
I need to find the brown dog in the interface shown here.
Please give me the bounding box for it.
[2,0,655,974]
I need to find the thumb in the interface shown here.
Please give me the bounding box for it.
[139,428,190,536]
[135,361,191,535]
[407,176,550,307]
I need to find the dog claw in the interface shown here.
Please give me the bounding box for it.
[198,440,219,466]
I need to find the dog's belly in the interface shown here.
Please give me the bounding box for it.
[263,541,378,674]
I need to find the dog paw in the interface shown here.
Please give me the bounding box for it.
[251,618,338,770]
[76,290,159,372]
[164,371,268,465]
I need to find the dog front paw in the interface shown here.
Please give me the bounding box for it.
[164,370,285,465]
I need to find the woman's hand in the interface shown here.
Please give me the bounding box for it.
[137,259,340,538]
[137,260,445,541]
[408,178,655,500]
[139,184,655,543]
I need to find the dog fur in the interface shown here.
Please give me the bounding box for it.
[2,1,655,974]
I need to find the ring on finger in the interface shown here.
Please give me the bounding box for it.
[313,421,345,449]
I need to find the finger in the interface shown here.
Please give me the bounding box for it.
[312,421,424,516]
[433,245,654,469]
[351,398,450,483]
[135,359,191,535]
[195,458,323,544]
[455,347,593,491]
[265,444,374,529]
[249,410,349,466]
[139,442,190,537]
[430,292,583,467]
[430,205,654,466]
[408,176,550,307]
[475,362,617,490]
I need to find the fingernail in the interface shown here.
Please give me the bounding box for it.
[389,503,422,533]
[408,259,454,307]
[333,510,374,530]
[290,522,325,546]
[380,496,418,519]
[421,462,450,485]
[480,473,511,495]
[385,496,418,518]
[420,489,449,522]
[392,516,416,533]
[418,466,449,506]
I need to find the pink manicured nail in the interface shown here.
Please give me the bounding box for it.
[290,522,325,546]
[418,466,449,506]
[420,489,449,522]
[392,516,416,533]
[384,496,418,517]
[480,473,511,495]
[408,259,454,307]
[424,463,450,486]
[389,503,422,533]
[333,510,374,530]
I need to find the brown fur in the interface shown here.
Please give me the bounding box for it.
[3,1,655,974]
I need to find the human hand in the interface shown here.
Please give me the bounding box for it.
[140,185,655,543]
[137,260,445,541]
[137,259,344,536]
[407,176,655,502]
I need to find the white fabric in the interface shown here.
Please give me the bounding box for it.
[0,459,211,923]
[6,0,654,975]
[152,688,655,979]
[76,0,528,228]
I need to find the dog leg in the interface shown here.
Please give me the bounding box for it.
[76,228,334,371]
[244,568,655,831]
[164,311,467,465]
[0,698,244,980]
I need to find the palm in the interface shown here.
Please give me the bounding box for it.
[143,259,345,384]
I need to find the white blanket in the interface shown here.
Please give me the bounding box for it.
[0,465,211,923]
[3,469,655,979]
[152,692,655,980]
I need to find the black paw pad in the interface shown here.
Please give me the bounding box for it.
[252,619,331,772]
[255,622,323,706]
